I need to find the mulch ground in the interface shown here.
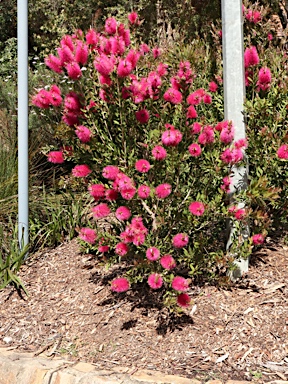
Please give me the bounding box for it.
[0,236,287,382]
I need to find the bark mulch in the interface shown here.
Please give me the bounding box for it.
[0,236,287,382]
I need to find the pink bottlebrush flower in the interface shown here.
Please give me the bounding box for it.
[244,46,259,68]
[116,173,134,190]
[160,255,176,270]
[209,81,218,92]
[138,185,151,199]
[163,88,182,104]
[99,75,112,86]
[267,33,273,41]
[139,43,150,55]
[117,59,133,77]
[155,183,172,199]
[157,62,168,77]
[186,105,198,119]
[161,129,182,146]
[148,273,163,289]
[60,35,74,51]
[277,144,288,159]
[220,125,235,144]
[76,125,92,143]
[198,127,215,145]
[94,55,115,76]
[57,46,74,66]
[234,208,246,220]
[50,86,62,107]
[115,242,129,256]
[88,184,106,199]
[189,201,205,216]
[223,176,231,186]
[44,54,63,74]
[98,245,109,253]
[152,145,167,161]
[105,17,117,35]
[102,165,119,180]
[135,159,151,173]
[32,89,51,109]
[232,148,244,163]
[110,36,126,56]
[48,151,64,164]
[172,276,189,292]
[187,89,204,105]
[172,233,189,248]
[120,187,137,200]
[258,67,271,85]
[128,12,139,25]
[220,148,234,164]
[126,49,140,69]
[177,293,191,308]
[115,206,131,221]
[203,94,212,104]
[86,29,99,45]
[105,189,118,201]
[92,203,111,219]
[72,164,92,177]
[252,234,265,245]
[75,42,88,65]
[215,120,228,132]
[146,247,160,261]
[62,112,79,126]
[135,109,150,124]
[190,122,202,134]
[221,176,231,193]
[79,227,97,244]
[188,143,202,157]
[64,92,81,112]
[111,277,130,292]
[120,28,131,47]
[234,139,248,149]
[152,47,161,59]
[132,233,146,246]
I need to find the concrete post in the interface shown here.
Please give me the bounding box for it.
[222,0,249,279]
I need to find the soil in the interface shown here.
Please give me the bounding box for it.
[0,236,287,383]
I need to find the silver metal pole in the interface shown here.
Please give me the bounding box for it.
[17,0,29,249]
[222,0,249,279]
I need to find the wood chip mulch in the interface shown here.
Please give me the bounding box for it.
[0,237,287,382]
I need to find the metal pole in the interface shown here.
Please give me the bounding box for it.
[222,0,249,279]
[17,0,29,250]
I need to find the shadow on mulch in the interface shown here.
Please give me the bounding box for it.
[90,266,194,335]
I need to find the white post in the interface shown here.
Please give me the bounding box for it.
[222,0,249,279]
[17,0,29,250]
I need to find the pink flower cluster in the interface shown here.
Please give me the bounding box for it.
[32,85,62,109]
[277,144,288,160]
[189,202,205,216]
[252,234,265,245]
[228,206,246,220]
[111,277,130,292]
[48,150,64,164]
[161,124,183,146]
[257,67,272,92]
[120,217,148,246]
[45,34,88,79]
[244,8,262,24]
[79,227,97,244]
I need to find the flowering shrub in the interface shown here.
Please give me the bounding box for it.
[31,7,287,310]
